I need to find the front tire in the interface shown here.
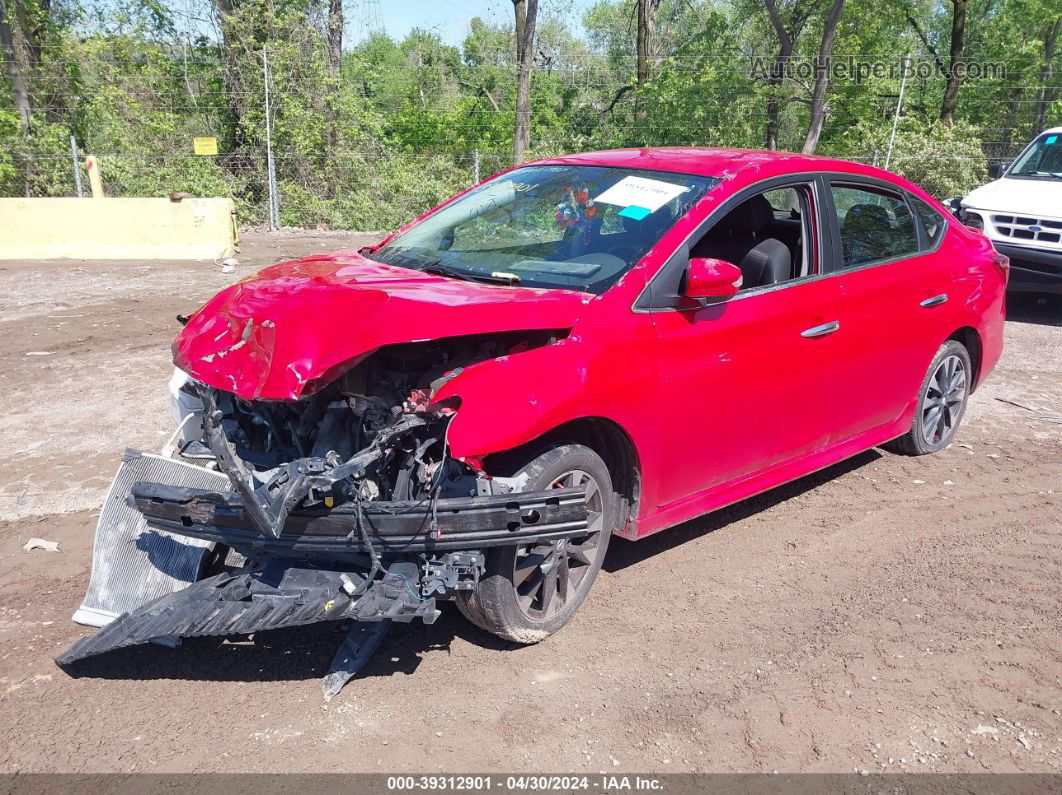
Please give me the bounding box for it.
[886,340,972,456]
[456,444,614,644]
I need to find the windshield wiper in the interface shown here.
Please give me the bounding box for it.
[422,263,520,285]
[369,247,520,285]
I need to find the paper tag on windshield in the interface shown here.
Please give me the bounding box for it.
[593,176,689,213]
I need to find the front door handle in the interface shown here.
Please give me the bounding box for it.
[920,293,949,307]
[801,320,840,338]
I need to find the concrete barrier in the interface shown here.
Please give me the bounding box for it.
[0,197,239,260]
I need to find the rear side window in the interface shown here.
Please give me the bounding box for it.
[831,184,918,268]
[909,195,947,249]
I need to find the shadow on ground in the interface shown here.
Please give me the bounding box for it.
[59,607,510,685]
[1006,293,1061,326]
[59,448,883,686]
[604,449,881,573]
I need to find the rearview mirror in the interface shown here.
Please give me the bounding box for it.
[685,257,743,303]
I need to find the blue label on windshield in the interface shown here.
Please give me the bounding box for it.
[618,205,651,221]
[1047,135,1058,144]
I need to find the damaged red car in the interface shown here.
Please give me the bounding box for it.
[59,148,1006,693]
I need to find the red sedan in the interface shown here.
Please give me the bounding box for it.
[60,149,1007,681]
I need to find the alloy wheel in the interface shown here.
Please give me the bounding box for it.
[512,469,605,620]
[920,354,967,446]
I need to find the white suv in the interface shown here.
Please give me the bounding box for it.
[958,126,1062,297]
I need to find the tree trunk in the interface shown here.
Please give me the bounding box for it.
[940,0,967,124]
[635,0,661,124]
[213,0,249,150]
[999,85,1023,159]
[327,0,342,77]
[801,0,845,154]
[636,0,661,85]
[0,0,31,130]
[763,0,794,150]
[512,0,538,163]
[13,0,48,68]
[1034,15,1061,134]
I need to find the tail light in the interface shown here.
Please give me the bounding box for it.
[991,251,1010,284]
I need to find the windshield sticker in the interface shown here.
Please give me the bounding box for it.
[617,205,651,221]
[1047,135,1058,144]
[593,175,689,212]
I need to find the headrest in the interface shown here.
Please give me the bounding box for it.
[843,203,891,231]
[723,194,774,233]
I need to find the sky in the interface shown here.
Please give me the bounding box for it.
[369,0,599,47]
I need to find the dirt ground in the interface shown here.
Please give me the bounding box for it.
[0,231,1060,774]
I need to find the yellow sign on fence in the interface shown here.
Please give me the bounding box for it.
[193,136,218,156]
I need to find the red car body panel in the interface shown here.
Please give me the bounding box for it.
[173,255,592,400]
[173,148,1006,541]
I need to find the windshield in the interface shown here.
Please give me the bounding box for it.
[1008,132,1062,179]
[368,165,720,294]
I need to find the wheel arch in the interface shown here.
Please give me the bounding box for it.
[483,416,642,538]
[947,326,983,389]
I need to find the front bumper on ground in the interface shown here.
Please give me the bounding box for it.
[59,449,591,696]
[994,242,1062,295]
[132,481,591,562]
[56,560,438,666]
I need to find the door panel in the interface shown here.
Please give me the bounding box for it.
[824,183,955,443]
[651,276,843,508]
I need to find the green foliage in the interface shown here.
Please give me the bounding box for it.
[0,111,19,193]
[839,120,989,198]
[279,153,472,230]
[0,0,1057,227]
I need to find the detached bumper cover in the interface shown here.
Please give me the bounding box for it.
[57,561,436,666]
[132,481,591,561]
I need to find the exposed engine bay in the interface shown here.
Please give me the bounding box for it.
[190,330,565,509]
[173,329,571,542]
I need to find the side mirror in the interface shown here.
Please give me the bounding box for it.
[685,257,743,303]
[943,196,964,218]
[988,162,1008,180]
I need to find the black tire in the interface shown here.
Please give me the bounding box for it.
[455,443,615,644]
[885,339,972,456]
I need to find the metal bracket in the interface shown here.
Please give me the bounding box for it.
[322,620,392,700]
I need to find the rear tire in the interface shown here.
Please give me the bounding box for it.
[455,444,614,644]
[885,340,972,456]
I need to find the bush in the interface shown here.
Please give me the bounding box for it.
[278,153,474,230]
[837,120,988,199]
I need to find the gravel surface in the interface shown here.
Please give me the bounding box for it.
[0,232,1059,773]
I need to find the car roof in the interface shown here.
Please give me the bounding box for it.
[1039,126,1062,136]
[534,146,901,185]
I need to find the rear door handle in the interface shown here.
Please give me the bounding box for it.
[920,293,948,307]
[800,320,840,338]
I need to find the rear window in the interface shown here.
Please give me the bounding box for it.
[909,195,947,249]
[830,184,919,267]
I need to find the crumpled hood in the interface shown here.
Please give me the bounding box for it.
[173,250,591,400]
[963,177,1062,219]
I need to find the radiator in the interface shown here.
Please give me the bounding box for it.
[72,449,231,627]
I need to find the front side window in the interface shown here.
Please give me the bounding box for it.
[368,165,719,294]
[831,184,918,268]
[689,184,815,291]
[1008,132,1062,179]
[909,195,947,249]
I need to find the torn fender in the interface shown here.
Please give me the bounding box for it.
[173,252,592,400]
[432,328,655,464]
